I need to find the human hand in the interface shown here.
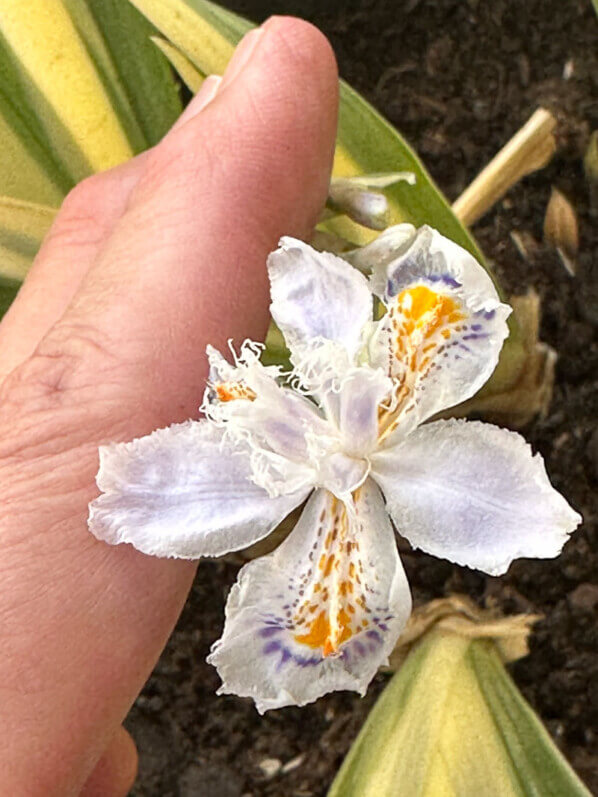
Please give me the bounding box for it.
[0,17,337,795]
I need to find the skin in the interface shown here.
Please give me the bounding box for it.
[0,17,338,796]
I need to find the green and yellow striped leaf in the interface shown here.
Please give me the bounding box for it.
[328,630,590,797]
[0,0,182,316]
[151,37,206,93]
[72,0,183,148]
[0,0,181,204]
[129,0,241,76]
[0,0,133,183]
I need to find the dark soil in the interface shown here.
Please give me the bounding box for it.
[127,1,598,794]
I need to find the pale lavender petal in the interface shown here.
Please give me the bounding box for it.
[89,420,309,559]
[208,481,411,712]
[267,237,373,362]
[371,419,581,576]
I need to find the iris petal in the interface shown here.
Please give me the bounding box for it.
[89,421,309,558]
[267,237,373,364]
[208,482,411,712]
[366,226,511,441]
[371,418,582,576]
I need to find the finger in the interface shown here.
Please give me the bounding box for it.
[79,727,138,797]
[40,15,338,432]
[0,74,222,383]
[0,16,338,796]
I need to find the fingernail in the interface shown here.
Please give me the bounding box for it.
[221,27,264,88]
[194,75,222,112]
[169,75,222,133]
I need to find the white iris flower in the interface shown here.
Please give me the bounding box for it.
[89,225,581,713]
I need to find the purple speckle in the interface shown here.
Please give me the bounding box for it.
[427,273,461,289]
[259,626,282,639]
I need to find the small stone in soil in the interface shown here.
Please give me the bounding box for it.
[258,757,282,778]
[281,754,306,774]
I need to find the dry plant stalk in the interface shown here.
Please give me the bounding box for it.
[453,108,557,227]
[385,594,542,671]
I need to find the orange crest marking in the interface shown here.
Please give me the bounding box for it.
[293,493,371,657]
[391,285,465,366]
[377,284,467,439]
[214,382,256,402]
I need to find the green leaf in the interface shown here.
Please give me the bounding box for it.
[328,631,590,797]
[80,0,182,148]
[0,277,21,319]
[332,82,484,261]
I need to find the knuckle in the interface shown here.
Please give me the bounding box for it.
[50,176,113,249]
[60,175,104,219]
[0,323,130,463]
[0,321,120,413]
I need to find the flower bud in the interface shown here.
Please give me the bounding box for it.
[327,172,416,231]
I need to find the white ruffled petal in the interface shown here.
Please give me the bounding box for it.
[89,421,310,559]
[208,482,411,712]
[367,225,511,440]
[204,343,327,497]
[267,237,373,362]
[371,419,582,576]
